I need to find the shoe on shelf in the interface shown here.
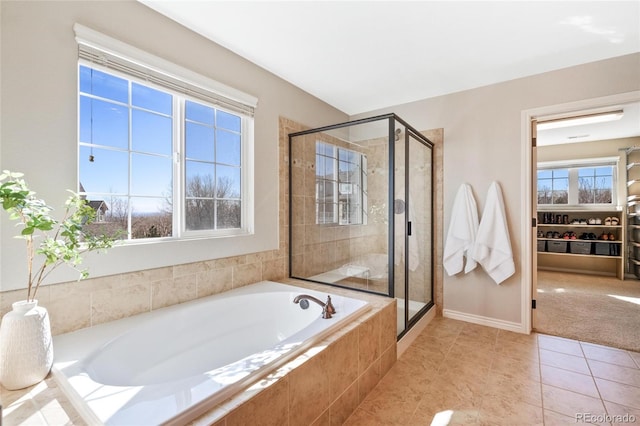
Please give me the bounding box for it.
[595,218,602,225]
[609,232,616,241]
[588,218,596,225]
[604,217,612,225]
[610,217,620,226]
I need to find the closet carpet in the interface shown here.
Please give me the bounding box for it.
[535,270,640,352]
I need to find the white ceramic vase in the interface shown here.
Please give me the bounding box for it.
[0,300,53,390]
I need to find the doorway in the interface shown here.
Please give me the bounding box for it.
[524,91,640,351]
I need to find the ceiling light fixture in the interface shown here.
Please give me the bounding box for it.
[537,110,624,131]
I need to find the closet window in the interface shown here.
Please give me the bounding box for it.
[538,160,617,207]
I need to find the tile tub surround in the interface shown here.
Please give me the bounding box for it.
[0,281,397,426]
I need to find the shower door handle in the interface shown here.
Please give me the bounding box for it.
[407,221,412,236]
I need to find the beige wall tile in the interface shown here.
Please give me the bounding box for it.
[225,378,289,426]
[288,349,332,426]
[91,282,150,326]
[232,262,262,288]
[358,314,380,375]
[379,303,396,354]
[329,382,359,426]
[357,360,381,403]
[262,257,286,282]
[196,268,233,298]
[151,275,197,310]
[45,294,91,335]
[327,329,358,397]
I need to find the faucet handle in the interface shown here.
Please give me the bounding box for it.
[325,295,336,315]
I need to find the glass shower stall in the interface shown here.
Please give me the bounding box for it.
[288,113,434,338]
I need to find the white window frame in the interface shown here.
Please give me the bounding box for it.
[537,157,619,209]
[75,24,257,243]
[315,141,367,226]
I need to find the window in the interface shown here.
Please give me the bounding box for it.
[79,65,249,240]
[537,168,569,204]
[537,160,617,207]
[315,142,367,225]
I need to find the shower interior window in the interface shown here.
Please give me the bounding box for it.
[315,141,367,225]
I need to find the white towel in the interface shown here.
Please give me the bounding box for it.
[443,183,479,276]
[472,181,515,284]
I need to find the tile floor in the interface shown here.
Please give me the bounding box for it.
[345,317,640,425]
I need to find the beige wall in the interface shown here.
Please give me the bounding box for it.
[353,53,640,327]
[0,1,347,292]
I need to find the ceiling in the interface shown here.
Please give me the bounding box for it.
[139,1,640,143]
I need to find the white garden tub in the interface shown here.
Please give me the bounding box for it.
[52,281,369,425]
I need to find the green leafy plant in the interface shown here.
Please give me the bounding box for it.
[0,170,116,301]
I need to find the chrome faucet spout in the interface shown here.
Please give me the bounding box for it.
[293,294,336,319]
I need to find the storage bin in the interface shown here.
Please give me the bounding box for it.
[547,240,567,253]
[595,242,610,256]
[570,241,592,254]
[537,240,546,252]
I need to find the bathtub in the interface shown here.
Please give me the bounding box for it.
[52,281,369,425]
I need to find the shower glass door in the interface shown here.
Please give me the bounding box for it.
[289,114,434,338]
[406,130,433,331]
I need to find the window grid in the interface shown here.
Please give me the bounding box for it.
[315,142,366,225]
[79,64,246,240]
[538,165,615,206]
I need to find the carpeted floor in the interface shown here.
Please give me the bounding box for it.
[535,270,640,352]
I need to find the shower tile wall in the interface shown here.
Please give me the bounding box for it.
[290,130,388,292]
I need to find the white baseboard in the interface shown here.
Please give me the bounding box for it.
[443,309,527,334]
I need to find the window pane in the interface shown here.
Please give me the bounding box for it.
[185,122,214,161]
[217,165,241,198]
[132,83,172,115]
[217,200,241,229]
[186,100,214,124]
[131,197,172,239]
[81,97,129,149]
[79,66,128,103]
[324,181,335,201]
[578,168,595,177]
[316,155,325,177]
[216,129,241,166]
[185,199,215,230]
[324,156,335,179]
[217,110,241,132]
[553,169,569,178]
[83,196,128,239]
[132,110,172,155]
[131,153,172,197]
[79,146,128,194]
[537,170,552,179]
[186,162,215,198]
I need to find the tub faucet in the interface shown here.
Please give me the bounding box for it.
[293,294,336,319]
